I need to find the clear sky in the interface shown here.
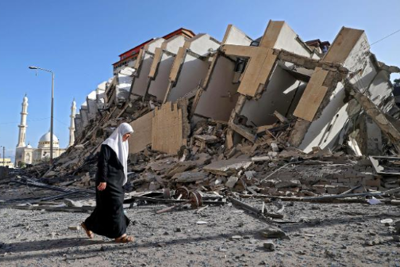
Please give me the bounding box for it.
[1,0,399,161]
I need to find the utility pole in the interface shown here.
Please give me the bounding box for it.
[29,66,55,165]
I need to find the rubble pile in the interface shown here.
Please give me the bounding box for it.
[15,20,400,207]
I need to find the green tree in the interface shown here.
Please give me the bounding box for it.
[18,161,26,168]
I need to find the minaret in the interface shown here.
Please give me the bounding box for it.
[68,99,76,147]
[17,95,28,147]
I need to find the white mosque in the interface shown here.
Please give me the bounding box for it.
[15,95,76,167]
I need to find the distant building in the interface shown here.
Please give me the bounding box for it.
[112,28,195,74]
[0,158,14,168]
[14,95,75,167]
[305,39,331,54]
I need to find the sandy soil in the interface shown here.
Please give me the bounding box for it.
[1,190,400,267]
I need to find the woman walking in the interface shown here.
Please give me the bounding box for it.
[81,122,134,243]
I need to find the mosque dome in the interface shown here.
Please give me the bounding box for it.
[26,144,32,148]
[38,131,60,149]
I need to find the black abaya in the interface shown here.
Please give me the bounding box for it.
[84,144,130,238]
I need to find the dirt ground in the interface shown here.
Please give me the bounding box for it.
[1,185,400,267]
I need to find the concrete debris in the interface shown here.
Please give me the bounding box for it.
[225,176,239,189]
[172,172,207,183]
[203,158,252,176]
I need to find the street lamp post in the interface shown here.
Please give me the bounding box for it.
[29,66,54,165]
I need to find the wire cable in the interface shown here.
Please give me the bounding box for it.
[370,28,400,47]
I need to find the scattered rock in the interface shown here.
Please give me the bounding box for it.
[64,199,83,208]
[260,227,289,240]
[68,225,80,231]
[380,218,393,225]
[231,235,242,241]
[365,237,384,246]
[263,241,275,251]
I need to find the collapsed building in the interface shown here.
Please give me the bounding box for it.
[26,21,400,199]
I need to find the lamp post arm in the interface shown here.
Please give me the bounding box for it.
[35,67,53,74]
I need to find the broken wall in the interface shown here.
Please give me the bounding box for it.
[80,102,89,129]
[130,38,165,100]
[152,100,189,154]
[115,67,135,104]
[193,25,252,122]
[164,34,220,103]
[74,113,82,138]
[129,111,153,154]
[147,36,187,102]
[96,82,106,110]
[224,21,318,135]
[239,67,307,126]
[86,90,97,121]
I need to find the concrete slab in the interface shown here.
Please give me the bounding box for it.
[203,157,252,176]
[129,111,153,154]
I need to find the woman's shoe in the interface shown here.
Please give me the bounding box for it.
[115,234,134,243]
[81,222,94,239]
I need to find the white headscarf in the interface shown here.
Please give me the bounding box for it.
[102,122,134,185]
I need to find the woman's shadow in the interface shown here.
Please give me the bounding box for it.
[1,237,105,255]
